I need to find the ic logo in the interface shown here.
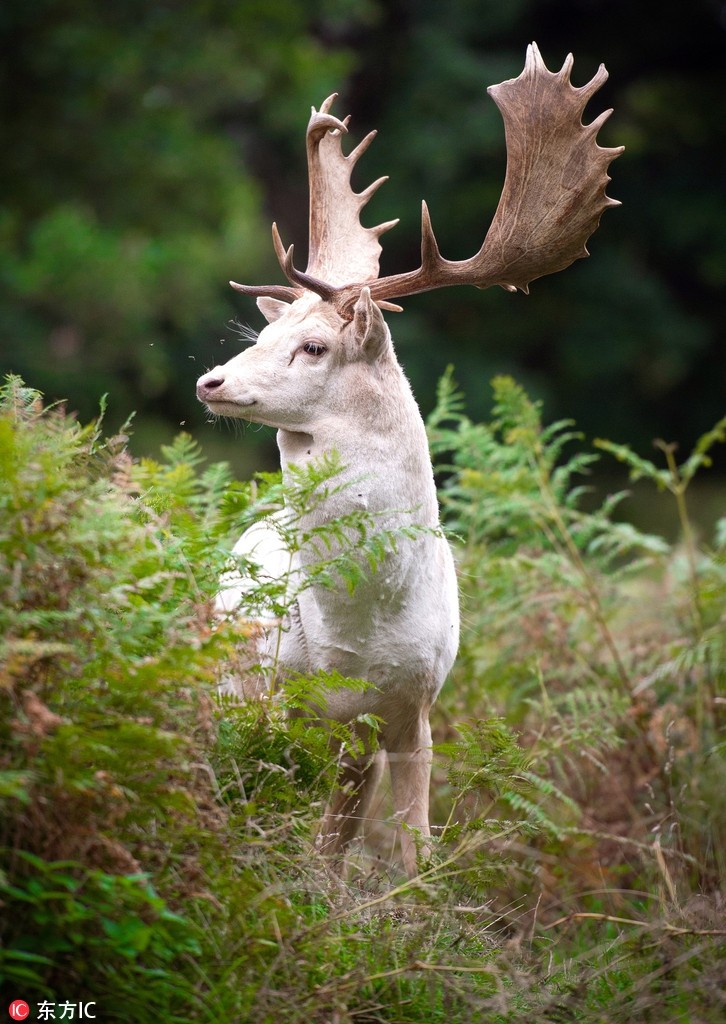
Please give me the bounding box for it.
[9,1002,30,1021]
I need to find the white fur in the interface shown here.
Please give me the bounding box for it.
[214,512,292,623]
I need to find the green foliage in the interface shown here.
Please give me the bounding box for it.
[1,374,724,1021]
[240,451,434,612]
[0,0,373,445]
[0,375,230,1012]
[211,673,377,841]
[0,853,200,1013]
[428,369,670,716]
[427,373,725,1020]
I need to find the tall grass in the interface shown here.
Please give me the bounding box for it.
[1,373,723,1021]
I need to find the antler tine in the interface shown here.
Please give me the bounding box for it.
[420,201,443,265]
[555,50,575,80]
[372,218,400,238]
[572,61,610,108]
[347,129,378,166]
[225,219,331,306]
[358,174,389,206]
[317,93,341,117]
[308,108,349,140]
[229,280,302,302]
[272,222,337,302]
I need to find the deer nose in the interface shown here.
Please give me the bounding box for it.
[196,371,226,401]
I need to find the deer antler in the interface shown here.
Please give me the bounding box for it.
[304,96,399,284]
[331,43,623,312]
[232,93,399,307]
[232,44,623,314]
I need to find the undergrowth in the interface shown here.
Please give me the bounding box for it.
[0,372,723,1022]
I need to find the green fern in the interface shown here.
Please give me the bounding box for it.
[3,373,725,1021]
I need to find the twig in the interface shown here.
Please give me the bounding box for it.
[311,957,499,1002]
[544,911,726,937]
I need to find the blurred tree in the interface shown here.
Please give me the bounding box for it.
[1,0,724,473]
[0,0,378,469]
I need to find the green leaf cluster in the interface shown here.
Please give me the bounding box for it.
[0,375,456,1019]
[429,370,725,898]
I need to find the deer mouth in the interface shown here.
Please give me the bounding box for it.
[202,397,257,418]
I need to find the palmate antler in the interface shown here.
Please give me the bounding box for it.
[232,43,623,316]
[231,94,402,310]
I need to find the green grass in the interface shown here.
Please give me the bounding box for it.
[1,372,724,1021]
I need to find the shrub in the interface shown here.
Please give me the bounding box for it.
[1,373,724,1022]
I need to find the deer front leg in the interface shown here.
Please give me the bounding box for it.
[385,709,433,878]
[318,748,386,876]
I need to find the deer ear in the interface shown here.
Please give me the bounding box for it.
[351,287,390,361]
[257,296,291,323]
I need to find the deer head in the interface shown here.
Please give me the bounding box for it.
[196,43,622,428]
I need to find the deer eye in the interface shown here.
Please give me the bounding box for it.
[302,341,327,357]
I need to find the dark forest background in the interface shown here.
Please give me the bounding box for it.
[1,0,724,490]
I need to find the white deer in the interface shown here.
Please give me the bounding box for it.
[196,43,621,877]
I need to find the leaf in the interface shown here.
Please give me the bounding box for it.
[594,438,671,487]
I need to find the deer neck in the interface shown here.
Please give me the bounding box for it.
[276,362,438,527]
